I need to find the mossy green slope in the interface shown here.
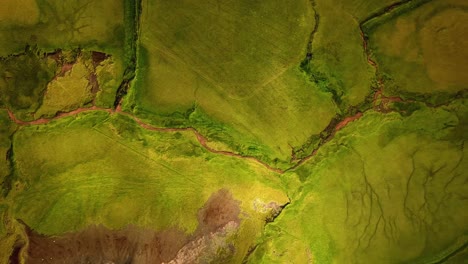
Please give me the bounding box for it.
[0,0,466,263]
[249,100,467,263]
[34,56,94,118]
[300,0,405,112]
[0,0,131,117]
[6,111,289,262]
[0,109,17,198]
[303,1,372,110]
[0,50,57,121]
[124,0,338,168]
[0,110,21,264]
[366,0,468,101]
[0,0,125,56]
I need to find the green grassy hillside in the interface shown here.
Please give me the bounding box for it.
[0,0,466,263]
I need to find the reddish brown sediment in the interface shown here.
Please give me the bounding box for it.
[115,98,123,112]
[335,112,363,132]
[3,37,375,173]
[372,88,412,112]
[359,1,419,113]
[22,189,241,264]
[373,89,404,104]
[116,108,285,173]
[46,50,62,62]
[285,113,364,172]
[6,106,113,126]
[88,72,100,94]
[196,188,241,233]
[360,31,378,68]
[26,225,187,264]
[5,103,364,174]
[91,51,108,67]
[54,63,74,80]
[373,89,383,107]
[192,131,285,173]
[89,51,111,95]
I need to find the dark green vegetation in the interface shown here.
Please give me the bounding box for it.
[251,101,467,263]
[365,0,468,102]
[0,0,125,56]
[0,0,467,263]
[0,48,56,121]
[124,0,337,169]
[0,0,130,112]
[0,110,16,196]
[8,111,288,263]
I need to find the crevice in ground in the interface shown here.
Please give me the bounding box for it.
[113,0,142,109]
[8,239,25,264]
[360,0,433,27]
[265,199,291,224]
[3,1,466,263]
[301,0,320,67]
[5,89,464,176]
[2,0,464,177]
[433,241,468,264]
[360,0,415,26]
[2,132,17,197]
[241,244,258,264]
[241,197,292,263]
[293,0,374,164]
[295,0,428,166]
[89,51,108,96]
[357,0,456,110]
[356,0,420,107]
[1,47,115,122]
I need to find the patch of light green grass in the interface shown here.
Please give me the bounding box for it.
[8,111,289,261]
[124,0,337,168]
[250,100,467,263]
[367,0,468,98]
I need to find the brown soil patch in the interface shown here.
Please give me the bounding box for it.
[89,73,100,94]
[197,188,241,234]
[9,239,25,264]
[334,112,363,132]
[21,189,241,264]
[26,225,188,264]
[56,63,74,79]
[92,51,108,67]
